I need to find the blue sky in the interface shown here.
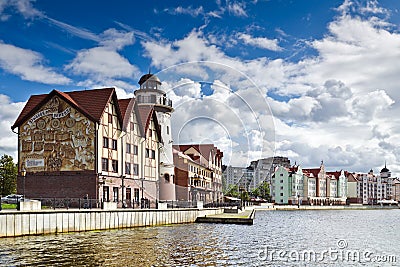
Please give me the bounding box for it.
[1,0,400,175]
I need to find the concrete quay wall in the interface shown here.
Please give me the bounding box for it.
[0,208,222,238]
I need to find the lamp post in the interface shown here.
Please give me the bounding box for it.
[21,167,26,202]
[297,194,300,208]
[140,177,145,208]
[121,175,126,208]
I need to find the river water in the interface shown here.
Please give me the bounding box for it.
[0,209,399,266]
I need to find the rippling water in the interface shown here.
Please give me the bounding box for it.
[0,209,399,266]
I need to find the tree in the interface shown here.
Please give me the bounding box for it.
[0,154,17,196]
[252,181,270,201]
[224,184,239,198]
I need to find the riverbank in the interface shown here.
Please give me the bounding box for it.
[0,208,223,238]
[273,204,400,210]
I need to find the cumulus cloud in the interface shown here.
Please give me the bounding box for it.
[99,28,134,50]
[65,47,137,79]
[237,33,283,51]
[0,42,71,84]
[0,95,25,158]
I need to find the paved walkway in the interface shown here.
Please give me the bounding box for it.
[196,208,255,225]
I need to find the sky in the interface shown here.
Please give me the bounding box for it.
[0,0,400,175]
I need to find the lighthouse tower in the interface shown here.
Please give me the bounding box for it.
[135,73,176,201]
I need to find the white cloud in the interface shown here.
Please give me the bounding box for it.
[99,28,134,50]
[227,2,247,17]
[166,6,204,17]
[0,42,71,84]
[0,95,25,159]
[360,0,389,15]
[66,47,138,79]
[142,0,400,175]
[0,0,43,20]
[237,33,283,51]
[45,17,100,42]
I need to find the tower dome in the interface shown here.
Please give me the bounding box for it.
[138,73,161,87]
[134,73,173,113]
[380,162,391,179]
[381,166,390,173]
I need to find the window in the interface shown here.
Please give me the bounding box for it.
[145,148,150,158]
[130,122,134,131]
[112,160,118,173]
[148,129,152,137]
[280,180,284,183]
[280,186,284,190]
[126,144,131,154]
[112,139,117,150]
[167,126,169,135]
[280,193,284,196]
[133,164,139,175]
[113,187,118,202]
[133,145,138,155]
[151,150,156,159]
[102,158,109,171]
[280,173,284,176]
[125,162,131,175]
[108,114,112,124]
[103,137,109,148]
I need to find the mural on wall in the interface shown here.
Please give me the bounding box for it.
[20,96,95,172]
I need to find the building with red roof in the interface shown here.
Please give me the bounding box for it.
[173,144,223,204]
[12,81,164,208]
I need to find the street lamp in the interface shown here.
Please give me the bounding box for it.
[21,167,26,202]
[140,177,145,208]
[297,194,300,208]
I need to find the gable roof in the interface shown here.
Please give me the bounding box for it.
[12,88,122,130]
[302,168,320,179]
[137,105,162,143]
[118,98,134,130]
[173,144,223,164]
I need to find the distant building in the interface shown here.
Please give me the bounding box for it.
[173,144,223,204]
[223,166,246,190]
[348,165,398,204]
[251,156,291,189]
[223,156,290,192]
[272,162,348,205]
[271,166,292,204]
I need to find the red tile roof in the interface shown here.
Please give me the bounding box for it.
[137,105,162,142]
[173,144,223,162]
[118,98,134,131]
[302,168,320,178]
[12,88,121,130]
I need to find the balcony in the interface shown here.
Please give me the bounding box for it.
[137,95,172,108]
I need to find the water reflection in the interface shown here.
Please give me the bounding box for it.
[0,210,399,266]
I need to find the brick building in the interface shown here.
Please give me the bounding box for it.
[173,144,223,204]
